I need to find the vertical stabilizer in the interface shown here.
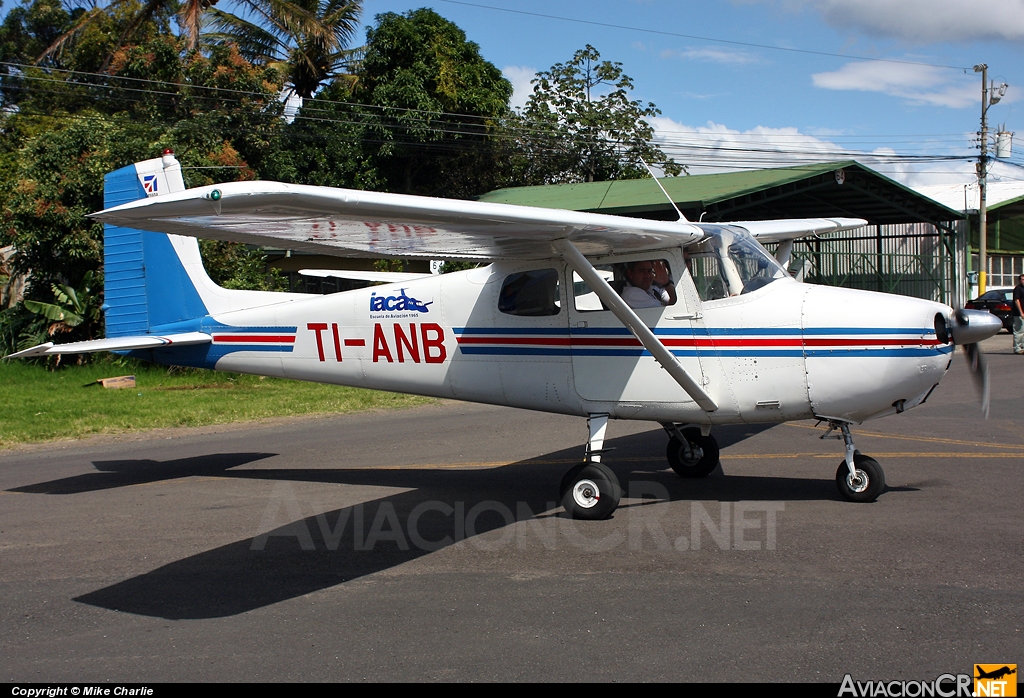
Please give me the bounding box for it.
[103,152,210,336]
[102,153,300,337]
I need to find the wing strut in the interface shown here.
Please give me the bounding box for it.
[553,238,718,412]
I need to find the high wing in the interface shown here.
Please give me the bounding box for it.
[728,218,867,243]
[92,181,707,261]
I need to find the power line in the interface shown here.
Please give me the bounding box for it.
[1,60,983,144]
[437,0,970,71]
[0,62,991,168]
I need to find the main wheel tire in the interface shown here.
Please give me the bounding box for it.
[559,462,587,499]
[560,461,622,520]
[666,428,720,478]
[835,453,885,502]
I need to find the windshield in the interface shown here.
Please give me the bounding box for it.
[686,225,787,301]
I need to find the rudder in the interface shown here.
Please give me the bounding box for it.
[103,152,210,337]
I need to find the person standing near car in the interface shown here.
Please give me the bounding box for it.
[1014,274,1024,354]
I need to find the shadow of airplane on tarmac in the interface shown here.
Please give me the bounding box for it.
[47,423,885,619]
[9,452,278,494]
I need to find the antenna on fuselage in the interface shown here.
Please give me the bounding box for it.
[639,158,687,222]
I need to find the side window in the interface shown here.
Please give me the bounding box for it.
[572,265,616,311]
[688,253,729,302]
[573,260,677,311]
[499,269,561,316]
[686,226,787,301]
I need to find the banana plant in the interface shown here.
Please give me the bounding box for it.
[22,271,101,336]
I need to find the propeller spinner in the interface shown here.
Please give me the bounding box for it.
[939,309,1003,418]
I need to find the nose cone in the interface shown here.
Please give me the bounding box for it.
[948,308,1002,345]
[802,286,953,422]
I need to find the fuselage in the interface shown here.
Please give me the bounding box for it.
[138,246,953,427]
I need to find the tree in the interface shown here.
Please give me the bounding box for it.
[0,39,289,355]
[37,0,188,69]
[511,45,683,185]
[349,8,512,196]
[207,0,361,99]
[0,0,77,65]
[33,0,351,82]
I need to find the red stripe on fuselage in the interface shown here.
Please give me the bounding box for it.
[455,335,941,348]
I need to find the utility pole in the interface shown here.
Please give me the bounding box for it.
[974,64,1008,295]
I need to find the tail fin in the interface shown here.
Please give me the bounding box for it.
[102,153,295,337]
[103,153,209,336]
[8,154,298,360]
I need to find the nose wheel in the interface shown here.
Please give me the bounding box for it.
[822,420,886,502]
[835,453,885,502]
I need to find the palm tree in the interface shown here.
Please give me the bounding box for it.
[38,0,357,86]
[39,0,216,66]
[207,0,361,99]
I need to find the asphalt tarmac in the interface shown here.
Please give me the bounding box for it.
[2,335,1022,682]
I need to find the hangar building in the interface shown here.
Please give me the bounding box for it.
[477,161,967,305]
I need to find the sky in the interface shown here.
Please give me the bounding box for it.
[357,0,1024,190]
[6,0,1021,190]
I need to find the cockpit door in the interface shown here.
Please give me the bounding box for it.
[566,250,707,404]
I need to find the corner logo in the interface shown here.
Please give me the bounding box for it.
[370,289,432,314]
[975,665,1017,697]
[141,174,159,196]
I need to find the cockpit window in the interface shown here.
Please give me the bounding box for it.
[499,269,561,316]
[686,226,787,301]
[572,260,677,311]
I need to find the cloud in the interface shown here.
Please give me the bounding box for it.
[649,116,849,174]
[647,115,993,187]
[804,0,1024,43]
[502,66,537,111]
[812,61,979,108]
[660,47,761,64]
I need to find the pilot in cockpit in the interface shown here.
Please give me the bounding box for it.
[621,260,677,309]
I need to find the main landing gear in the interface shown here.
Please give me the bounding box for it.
[560,414,622,520]
[662,423,720,478]
[821,420,886,502]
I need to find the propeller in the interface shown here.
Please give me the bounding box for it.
[940,308,1002,418]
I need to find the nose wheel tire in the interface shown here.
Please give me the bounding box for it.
[666,428,720,478]
[835,453,885,502]
[560,461,622,520]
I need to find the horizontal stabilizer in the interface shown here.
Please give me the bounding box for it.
[6,332,212,359]
[298,268,430,283]
[730,218,867,242]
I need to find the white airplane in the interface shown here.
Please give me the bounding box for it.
[10,153,1001,519]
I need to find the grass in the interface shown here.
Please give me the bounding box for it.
[0,358,433,449]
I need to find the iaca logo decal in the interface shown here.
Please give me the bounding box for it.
[370,289,432,314]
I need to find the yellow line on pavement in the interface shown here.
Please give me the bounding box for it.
[783,422,1024,451]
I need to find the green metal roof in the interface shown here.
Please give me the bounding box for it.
[478,161,963,225]
[988,191,1024,213]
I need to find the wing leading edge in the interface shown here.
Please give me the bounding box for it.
[92,182,706,261]
[728,218,867,242]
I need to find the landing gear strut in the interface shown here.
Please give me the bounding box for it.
[822,420,886,502]
[662,423,720,478]
[560,414,622,520]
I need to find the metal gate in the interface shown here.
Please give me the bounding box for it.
[772,221,966,307]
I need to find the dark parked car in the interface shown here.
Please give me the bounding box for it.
[965,288,1015,331]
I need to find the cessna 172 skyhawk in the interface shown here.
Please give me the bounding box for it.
[10,153,1001,520]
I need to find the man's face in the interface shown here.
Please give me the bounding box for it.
[1019,275,1024,287]
[627,262,656,291]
